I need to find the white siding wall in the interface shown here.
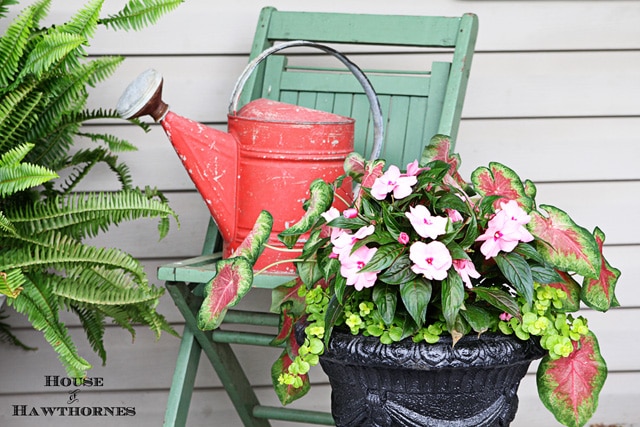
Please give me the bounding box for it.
[1,1,639,426]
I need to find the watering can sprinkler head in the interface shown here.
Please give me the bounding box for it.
[117,69,169,122]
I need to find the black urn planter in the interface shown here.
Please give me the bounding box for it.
[318,330,545,427]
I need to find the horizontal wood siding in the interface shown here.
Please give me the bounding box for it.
[1,0,639,425]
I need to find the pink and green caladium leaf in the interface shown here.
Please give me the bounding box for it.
[270,277,306,316]
[420,134,466,187]
[537,332,607,427]
[271,306,296,346]
[581,227,621,312]
[231,210,273,264]
[343,151,366,180]
[546,271,582,312]
[271,335,310,405]
[471,162,534,211]
[529,205,601,280]
[197,257,253,330]
[278,179,333,249]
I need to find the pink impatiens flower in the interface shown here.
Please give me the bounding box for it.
[331,225,375,260]
[476,200,534,259]
[446,208,463,223]
[340,245,379,291]
[343,208,358,219]
[398,232,410,245]
[452,259,480,288]
[409,241,452,281]
[405,205,448,240]
[370,165,417,200]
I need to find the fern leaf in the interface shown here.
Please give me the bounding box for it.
[19,32,86,79]
[0,142,34,166]
[0,88,43,152]
[57,0,103,42]
[0,1,20,20]
[8,273,92,377]
[71,304,106,364]
[78,131,138,152]
[0,5,32,87]
[29,0,51,27]
[0,161,58,197]
[0,268,25,298]
[0,211,17,234]
[95,305,137,337]
[6,189,177,240]
[99,0,183,31]
[84,56,124,87]
[1,231,147,282]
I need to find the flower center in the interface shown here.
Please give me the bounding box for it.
[493,231,503,241]
[357,261,366,270]
[425,257,434,265]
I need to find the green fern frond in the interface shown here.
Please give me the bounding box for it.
[57,0,103,42]
[19,32,86,79]
[29,0,51,27]
[99,0,183,31]
[1,142,34,166]
[61,147,133,192]
[6,188,176,240]
[54,274,163,306]
[84,56,124,87]
[78,132,138,152]
[0,1,20,19]
[0,268,25,298]
[0,232,146,282]
[0,87,42,152]
[0,211,17,234]
[8,274,92,377]
[0,5,32,87]
[94,305,137,338]
[0,161,58,197]
[71,304,106,364]
[137,307,178,339]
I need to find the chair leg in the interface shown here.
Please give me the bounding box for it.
[166,282,271,427]
[164,325,201,427]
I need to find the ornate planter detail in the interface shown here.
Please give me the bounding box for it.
[319,330,545,427]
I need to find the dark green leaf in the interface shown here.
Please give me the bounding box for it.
[399,278,432,328]
[378,254,416,285]
[441,270,465,332]
[470,287,521,321]
[373,284,397,326]
[460,305,495,334]
[495,252,534,304]
[359,243,403,273]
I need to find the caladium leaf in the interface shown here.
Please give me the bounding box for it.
[420,134,466,187]
[270,277,306,316]
[537,332,607,427]
[471,161,534,211]
[360,158,386,189]
[399,278,432,329]
[343,151,366,180]
[581,227,621,312]
[278,179,333,249]
[197,257,253,330]
[546,271,581,312]
[271,346,310,405]
[231,210,272,263]
[529,205,601,279]
[271,307,296,346]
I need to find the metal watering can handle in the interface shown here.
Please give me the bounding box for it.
[229,40,384,161]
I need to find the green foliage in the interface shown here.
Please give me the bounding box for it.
[0,0,182,377]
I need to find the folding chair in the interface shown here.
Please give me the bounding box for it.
[159,7,478,426]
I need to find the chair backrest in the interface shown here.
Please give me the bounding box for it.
[239,7,478,165]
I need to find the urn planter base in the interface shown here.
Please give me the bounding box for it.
[319,331,545,427]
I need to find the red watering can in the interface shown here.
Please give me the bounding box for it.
[116,41,383,274]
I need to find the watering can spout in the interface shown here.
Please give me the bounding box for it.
[116,69,238,244]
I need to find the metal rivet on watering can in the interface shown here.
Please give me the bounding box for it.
[116,41,384,274]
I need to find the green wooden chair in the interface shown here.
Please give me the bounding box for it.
[159,7,478,426]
